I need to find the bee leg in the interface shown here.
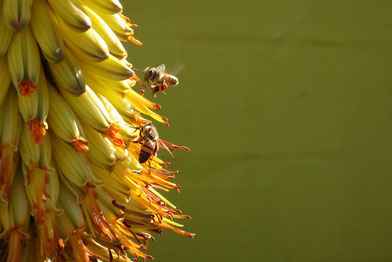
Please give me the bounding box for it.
[162,83,168,93]
[131,125,142,134]
[132,135,143,144]
[140,89,146,96]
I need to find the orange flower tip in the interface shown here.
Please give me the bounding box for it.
[112,137,126,148]
[161,162,171,167]
[72,138,89,152]
[20,80,37,96]
[133,113,147,125]
[104,125,121,138]
[172,208,182,215]
[120,14,131,23]
[131,75,145,88]
[130,24,138,28]
[104,125,126,148]
[28,119,46,145]
[118,54,127,60]
[129,69,135,77]
[152,103,162,111]
[162,117,169,128]
[129,36,143,46]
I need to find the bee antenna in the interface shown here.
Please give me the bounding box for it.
[133,68,143,72]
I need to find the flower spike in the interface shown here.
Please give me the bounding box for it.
[0,0,193,260]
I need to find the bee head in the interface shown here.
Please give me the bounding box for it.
[141,123,154,136]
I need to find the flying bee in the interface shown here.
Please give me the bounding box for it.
[134,122,191,164]
[143,64,179,96]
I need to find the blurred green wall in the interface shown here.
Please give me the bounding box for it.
[124,1,392,261]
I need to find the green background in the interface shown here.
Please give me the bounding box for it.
[124,1,392,261]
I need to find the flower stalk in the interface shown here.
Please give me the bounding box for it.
[0,0,193,260]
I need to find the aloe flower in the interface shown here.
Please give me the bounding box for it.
[0,0,193,261]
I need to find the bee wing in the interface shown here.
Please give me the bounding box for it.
[158,140,174,158]
[169,63,185,75]
[157,64,166,72]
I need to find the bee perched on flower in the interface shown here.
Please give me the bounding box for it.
[0,0,193,261]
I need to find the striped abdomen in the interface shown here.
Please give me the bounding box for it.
[162,74,179,86]
[139,139,157,163]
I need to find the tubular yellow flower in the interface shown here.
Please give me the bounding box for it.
[0,55,11,105]
[48,48,86,96]
[0,0,193,261]
[0,7,13,56]
[47,85,88,152]
[7,26,40,96]
[30,0,65,63]
[2,0,32,30]
[0,89,21,204]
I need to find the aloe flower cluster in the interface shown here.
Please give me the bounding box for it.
[0,0,193,261]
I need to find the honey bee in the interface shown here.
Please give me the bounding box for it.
[136,123,159,163]
[143,64,179,95]
[135,122,191,164]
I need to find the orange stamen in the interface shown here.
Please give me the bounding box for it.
[131,74,145,88]
[28,118,46,144]
[104,125,126,148]
[81,186,116,241]
[160,221,195,239]
[120,14,138,28]
[162,117,169,128]
[159,139,191,152]
[72,138,89,152]
[120,14,131,23]
[151,103,161,111]
[132,113,148,125]
[20,80,37,96]
[129,36,143,46]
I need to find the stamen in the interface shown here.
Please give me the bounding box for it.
[129,36,143,46]
[72,138,89,152]
[20,80,37,96]
[28,118,46,144]
[104,125,126,148]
